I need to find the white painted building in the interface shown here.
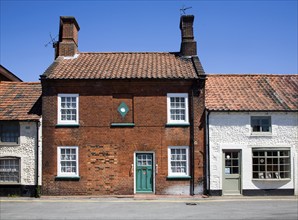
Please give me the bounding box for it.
[205,74,298,196]
[0,82,42,196]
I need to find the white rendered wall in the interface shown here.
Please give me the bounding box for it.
[208,112,298,194]
[0,121,41,186]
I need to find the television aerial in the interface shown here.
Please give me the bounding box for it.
[180,6,192,15]
[44,33,58,48]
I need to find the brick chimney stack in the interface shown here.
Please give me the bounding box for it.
[54,16,80,59]
[180,15,197,57]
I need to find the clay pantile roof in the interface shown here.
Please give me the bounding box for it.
[0,82,42,121]
[206,74,298,111]
[43,52,199,79]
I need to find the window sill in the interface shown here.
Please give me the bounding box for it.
[111,123,135,127]
[250,132,272,137]
[55,176,81,181]
[56,124,80,128]
[252,178,291,181]
[0,182,21,185]
[165,123,190,127]
[0,143,20,147]
[167,176,191,180]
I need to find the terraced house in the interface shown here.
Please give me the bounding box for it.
[41,15,206,195]
[0,78,42,196]
[205,74,298,196]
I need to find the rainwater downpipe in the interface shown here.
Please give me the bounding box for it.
[205,110,210,194]
[35,120,40,197]
[190,84,195,196]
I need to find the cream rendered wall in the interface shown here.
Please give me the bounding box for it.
[0,121,41,186]
[209,112,298,194]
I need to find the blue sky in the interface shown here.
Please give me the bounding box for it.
[1,0,297,82]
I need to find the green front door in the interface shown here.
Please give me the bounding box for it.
[136,153,153,193]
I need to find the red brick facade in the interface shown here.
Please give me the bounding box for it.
[41,79,205,195]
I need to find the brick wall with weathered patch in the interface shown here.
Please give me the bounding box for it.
[41,79,205,195]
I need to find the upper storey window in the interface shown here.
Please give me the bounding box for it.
[167,93,189,125]
[251,116,271,134]
[0,121,20,145]
[58,94,79,125]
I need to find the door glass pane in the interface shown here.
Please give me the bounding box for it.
[232,152,238,159]
[232,159,238,166]
[225,160,231,166]
[232,167,239,174]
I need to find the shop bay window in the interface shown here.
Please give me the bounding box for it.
[252,148,290,179]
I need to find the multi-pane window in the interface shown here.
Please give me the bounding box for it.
[168,146,189,177]
[58,94,79,125]
[167,93,189,124]
[0,121,20,145]
[57,146,79,177]
[0,158,20,183]
[252,149,290,179]
[137,154,152,166]
[224,151,240,174]
[251,116,271,133]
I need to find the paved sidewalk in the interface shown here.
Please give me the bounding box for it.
[1,194,297,202]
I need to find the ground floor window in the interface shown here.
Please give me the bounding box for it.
[0,158,20,183]
[252,148,290,179]
[168,146,189,177]
[57,146,79,177]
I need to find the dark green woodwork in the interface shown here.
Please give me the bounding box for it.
[117,102,129,118]
[166,176,191,180]
[136,153,153,193]
[110,123,135,127]
[55,124,80,128]
[165,123,190,127]
[55,176,81,181]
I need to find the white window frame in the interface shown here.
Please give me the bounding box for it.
[57,146,79,177]
[0,157,20,183]
[57,94,79,125]
[168,146,189,177]
[250,116,272,135]
[167,93,189,124]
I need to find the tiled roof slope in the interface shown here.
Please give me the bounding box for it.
[0,82,42,120]
[206,74,298,111]
[43,52,200,79]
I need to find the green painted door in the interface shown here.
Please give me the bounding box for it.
[222,150,241,195]
[136,153,153,193]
